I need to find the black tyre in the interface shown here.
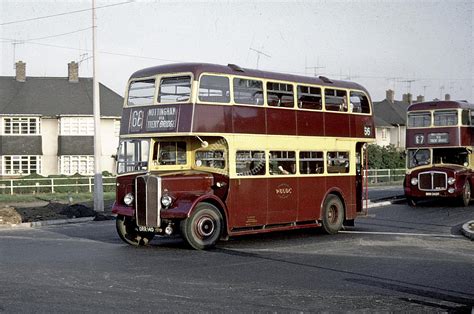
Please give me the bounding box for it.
[460,181,471,207]
[180,203,223,250]
[407,196,418,207]
[321,194,345,234]
[116,215,155,246]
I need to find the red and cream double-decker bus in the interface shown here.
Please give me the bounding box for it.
[404,100,474,207]
[112,63,375,249]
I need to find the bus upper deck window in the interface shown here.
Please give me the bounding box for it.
[349,91,371,113]
[127,79,155,106]
[408,112,431,127]
[267,82,294,108]
[297,86,322,110]
[199,75,230,103]
[325,89,348,112]
[158,76,191,103]
[434,110,458,126]
[233,78,264,106]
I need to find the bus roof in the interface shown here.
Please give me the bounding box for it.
[408,100,474,111]
[130,62,368,93]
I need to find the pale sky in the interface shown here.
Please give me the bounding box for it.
[1,0,472,102]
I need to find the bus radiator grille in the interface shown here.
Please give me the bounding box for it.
[135,175,161,227]
[418,172,447,191]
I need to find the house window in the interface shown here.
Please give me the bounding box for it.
[381,128,388,140]
[60,117,94,135]
[60,156,94,175]
[3,117,40,135]
[114,120,121,137]
[2,156,41,175]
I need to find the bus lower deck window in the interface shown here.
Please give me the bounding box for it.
[195,150,226,169]
[269,151,296,175]
[327,152,349,173]
[236,150,266,176]
[299,151,324,174]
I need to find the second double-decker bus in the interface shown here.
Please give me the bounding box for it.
[404,100,474,206]
[112,63,375,249]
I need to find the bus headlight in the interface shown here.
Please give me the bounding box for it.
[411,178,418,186]
[124,193,134,206]
[447,177,455,185]
[161,195,173,208]
[448,188,455,194]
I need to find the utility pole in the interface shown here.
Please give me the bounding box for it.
[249,47,271,69]
[92,0,104,212]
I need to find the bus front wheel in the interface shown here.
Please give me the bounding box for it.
[116,215,155,246]
[460,181,471,207]
[321,195,344,234]
[181,203,223,250]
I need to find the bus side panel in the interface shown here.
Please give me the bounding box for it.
[266,108,297,136]
[192,104,232,133]
[227,178,268,228]
[266,177,298,225]
[324,113,350,137]
[324,175,357,220]
[297,176,326,221]
[351,115,375,139]
[296,111,324,136]
[178,104,193,132]
[232,106,266,134]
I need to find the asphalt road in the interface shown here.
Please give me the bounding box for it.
[0,201,473,313]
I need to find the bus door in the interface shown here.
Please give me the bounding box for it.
[229,151,268,228]
[356,143,365,213]
[266,151,298,225]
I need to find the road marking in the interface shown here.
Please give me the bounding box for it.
[340,230,464,238]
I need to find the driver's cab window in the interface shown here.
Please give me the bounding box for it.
[151,141,187,168]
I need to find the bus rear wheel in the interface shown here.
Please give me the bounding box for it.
[321,194,344,234]
[116,215,155,246]
[460,181,471,207]
[180,203,223,250]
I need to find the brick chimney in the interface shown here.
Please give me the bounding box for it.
[444,93,450,101]
[416,95,425,103]
[386,89,395,103]
[68,61,79,82]
[15,61,26,82]
[402,93,413,104]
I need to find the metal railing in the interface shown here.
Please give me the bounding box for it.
[364,168,405,184]
[0,169,406,195]
[0,176,116,195]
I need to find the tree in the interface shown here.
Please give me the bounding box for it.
[367,144,405,169]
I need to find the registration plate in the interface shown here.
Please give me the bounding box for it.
[138,226,155,232]
[425,192,440,196]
